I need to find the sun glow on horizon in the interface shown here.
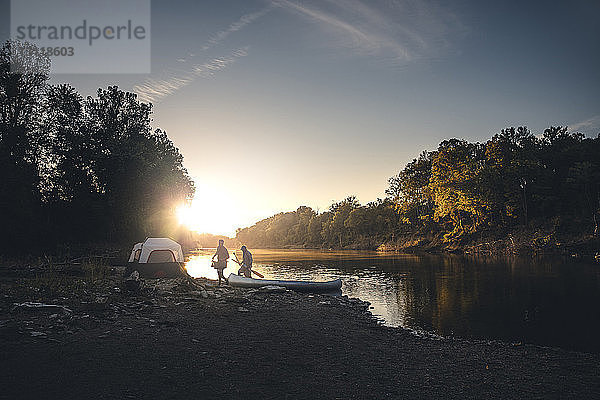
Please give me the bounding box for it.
[177,194,237,237]
[176,181,266,237]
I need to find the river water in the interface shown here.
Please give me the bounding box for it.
[184,249,600,353]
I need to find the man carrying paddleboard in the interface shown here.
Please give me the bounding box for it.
[237,246,253,278]
[211,239,229,286]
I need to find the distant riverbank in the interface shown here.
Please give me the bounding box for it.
[254,224,600,258]
[377,226,600,257]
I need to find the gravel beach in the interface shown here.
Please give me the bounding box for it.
[1,271,599,399]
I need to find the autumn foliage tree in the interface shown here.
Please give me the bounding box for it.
[237,126,599,249]
[387,126,600,244]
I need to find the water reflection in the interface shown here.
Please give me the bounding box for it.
[184,252,219,280]
[185,249,600,353]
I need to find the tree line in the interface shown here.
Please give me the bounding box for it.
[236,126,600,249]
[3,39,598,253]
[0,41,194,252]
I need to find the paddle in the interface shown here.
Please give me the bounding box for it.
[232,252,264,278]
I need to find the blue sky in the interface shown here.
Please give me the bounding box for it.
[2,0,600,235]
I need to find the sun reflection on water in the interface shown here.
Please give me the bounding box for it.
[185,248,600,353]
[184,253,220,280]
[184,250,249,280]
[183,249,406,328]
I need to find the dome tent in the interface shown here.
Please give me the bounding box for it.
[126,237,185,278]
[128,242,143,263]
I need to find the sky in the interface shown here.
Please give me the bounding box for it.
[2,0,600,236]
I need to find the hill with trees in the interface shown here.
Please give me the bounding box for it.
[237,126,600,254]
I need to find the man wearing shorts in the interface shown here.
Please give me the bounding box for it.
[211,239,229,286]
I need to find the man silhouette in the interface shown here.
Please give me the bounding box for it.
[211,239,229,286]
[237,245,253,278]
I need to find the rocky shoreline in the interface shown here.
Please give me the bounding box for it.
[1,273,374,345]
[1,268,599,399]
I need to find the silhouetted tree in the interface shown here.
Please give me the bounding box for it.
[0,40,50,247]
[0,40,195,252]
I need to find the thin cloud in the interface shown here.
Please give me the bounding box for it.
[570,115,600,135]
[134,48,248,103]
[201,6,273,51]
[273,0,465,63]
[274,0,382,51]
[134,6,269,102]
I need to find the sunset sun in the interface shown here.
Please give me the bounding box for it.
[176,182,242,237]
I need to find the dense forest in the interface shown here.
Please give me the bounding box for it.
[236,126,600,253]
[0,40,194,253]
